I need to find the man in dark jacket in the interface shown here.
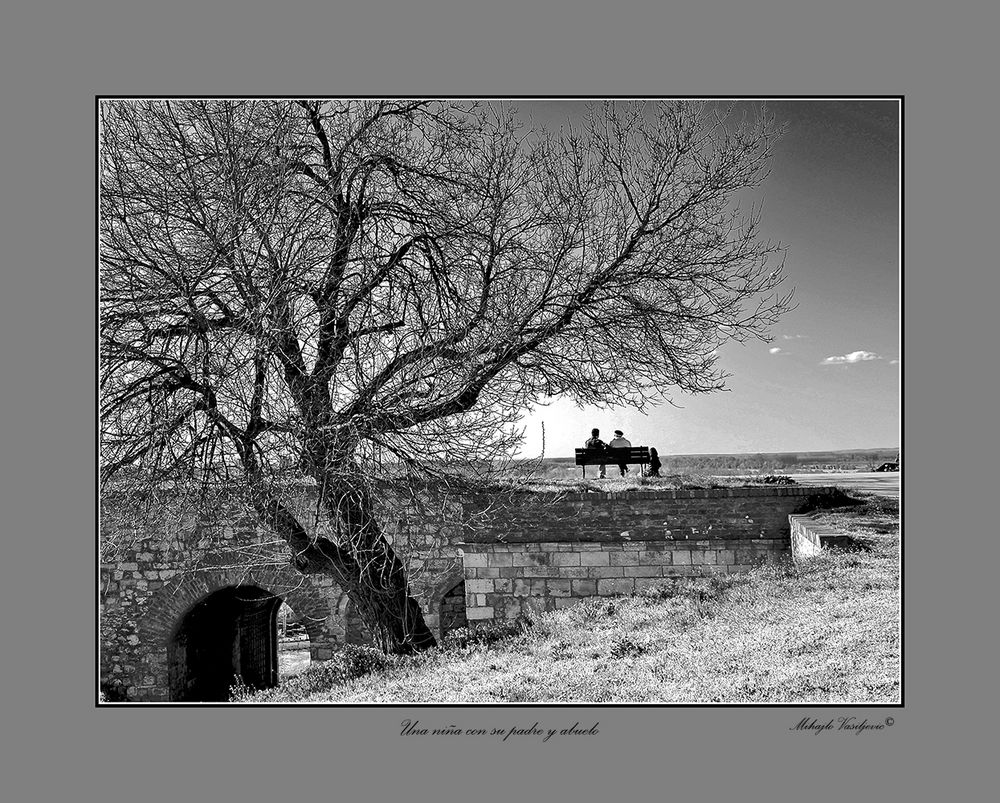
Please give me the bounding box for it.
[585,428,608,478]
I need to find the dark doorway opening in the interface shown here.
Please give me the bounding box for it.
[168,585,282,702]
[439,580,468,639]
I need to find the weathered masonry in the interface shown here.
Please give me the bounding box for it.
[100,485,840,701]
[456,487,839,624]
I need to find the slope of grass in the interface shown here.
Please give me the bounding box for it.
[235,496,899,704]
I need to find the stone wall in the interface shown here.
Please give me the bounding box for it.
[100,491,467,701]
[100,484,840,700]
[457,486,840,624]
[789,512,855,561]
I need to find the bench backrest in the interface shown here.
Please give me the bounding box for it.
[574,446,651,465]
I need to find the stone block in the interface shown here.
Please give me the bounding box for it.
[580,552,610,566]
[551,553,581,567]
[547,579,572,597]
[513,579,531,597]
[488,552,514,566]
[662,565,700,576]
[513,552,550,567]
[597,578,634,596]
[589,565,626,578]
[467,607,494,620]
[571,579,597,596]
[463,553,488,568]
[673,551,692,565]
[629,566,663,577]
[466,579,494,594]
[554,597,583,609]
[610,551,638,566]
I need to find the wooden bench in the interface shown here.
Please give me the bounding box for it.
[574,447,651,477]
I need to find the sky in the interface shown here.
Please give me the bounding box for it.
[513,99,900,457]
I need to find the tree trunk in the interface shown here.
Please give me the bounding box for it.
[322,474,438,655]
[255,474,438,656]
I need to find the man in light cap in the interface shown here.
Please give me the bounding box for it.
[608,430,632,476]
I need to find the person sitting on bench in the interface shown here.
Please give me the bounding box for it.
[608,430,632,476]
[647,447,662,477]
[584,428,608,479]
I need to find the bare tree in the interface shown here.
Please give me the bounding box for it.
[100,99,791,653]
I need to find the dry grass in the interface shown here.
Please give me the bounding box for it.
[236,494,899,704]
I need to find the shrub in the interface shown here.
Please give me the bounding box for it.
[231,644,395,702]
[442,616,532,649]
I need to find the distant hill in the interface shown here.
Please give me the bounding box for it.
[525,448,900,476]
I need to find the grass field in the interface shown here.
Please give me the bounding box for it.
[234,493,900,704]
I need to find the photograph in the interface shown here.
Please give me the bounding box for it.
[98,97,900,705]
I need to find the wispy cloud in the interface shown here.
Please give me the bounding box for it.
[769,347,782,354]
[821,350,882,365]
[781,334,809,340]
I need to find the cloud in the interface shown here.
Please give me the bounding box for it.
[889,359,900,365]
[820,350,882,365]
[769,347,782,354]
[781,334,809,340]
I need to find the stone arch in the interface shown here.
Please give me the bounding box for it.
[140,563,331,649]
[168,584,281,701]
[138,561,338,700]
[337,592,372,645]
[427,565,468,642]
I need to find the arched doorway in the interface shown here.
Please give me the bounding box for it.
[167,585,282,702]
